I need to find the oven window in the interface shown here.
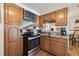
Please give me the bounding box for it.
[28,37,40,51]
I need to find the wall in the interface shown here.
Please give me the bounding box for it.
[0,3,4,56]
[68,4,79,52]
[68,4,79,31]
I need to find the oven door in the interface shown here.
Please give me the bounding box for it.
[28,37,40,51]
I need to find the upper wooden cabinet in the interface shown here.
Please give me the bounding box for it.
[56,8,67,26]
[38,12,56,27]
[38,8,67,27]
[19,6,23,24]
[38,16,44,27]
[49,12,56,22]
[4,3,23,24]
[43,12,56,22]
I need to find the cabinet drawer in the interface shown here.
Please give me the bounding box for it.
[51,37,67,44]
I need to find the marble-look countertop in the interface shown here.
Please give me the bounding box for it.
[41,33,69,39]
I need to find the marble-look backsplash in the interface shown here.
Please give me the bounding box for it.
[41,22,69,35]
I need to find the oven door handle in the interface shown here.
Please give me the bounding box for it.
[28,36,40,40]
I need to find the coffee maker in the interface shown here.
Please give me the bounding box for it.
[61,28,67,36]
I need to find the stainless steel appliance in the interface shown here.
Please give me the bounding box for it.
[24,10,37,22]
[21,29,40,56]
[28,35,40,54]
[60,28,67,36]
[20,10,37,29]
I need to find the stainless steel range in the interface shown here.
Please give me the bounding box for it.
[22,32,40,56]
[21,27,41,56]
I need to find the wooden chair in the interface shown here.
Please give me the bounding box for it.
[69,34,74,45]
[72,30,79,45]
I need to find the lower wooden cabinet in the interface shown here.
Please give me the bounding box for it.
[40,36,50,52]
[40,36,68,56]
[43,37,50,52]
[4,24,23,56]
[50,38,67,56]
[40,36,44,50]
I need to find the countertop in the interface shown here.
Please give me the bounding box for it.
[41,32,69,39]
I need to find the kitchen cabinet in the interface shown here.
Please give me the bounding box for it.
[4,3,23,56]
[19,6,24,24]
[56,8,67,26]
[39,16,44,27]
[43,12,56,22]
[43,13,50,22]
[40,36,44,50]
[49,12,56,22]
[50,37,67,56]
[38,8,67,27]
[4,3,23,24]
[40,35,68,56]
[40,36,50,52]
[39,12,56,27]
[35,17,39,27]
[4,24,22,56]
[43,36,50,52]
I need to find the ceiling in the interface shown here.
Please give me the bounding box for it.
[22,3,67,15]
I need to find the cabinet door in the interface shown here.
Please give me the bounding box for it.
[18,6,23,24]
[40,36,44,50]
[43,14,50,21]
[4,24,22,56]
[4,3,23,24]
[40,36,50,52]
[51,39,67,56]
[39,16,44,27]
[35,17,39,27]
[49,12,56,22]
[43,37,50,52]
[43,12,56,22]
[56,8,67,26]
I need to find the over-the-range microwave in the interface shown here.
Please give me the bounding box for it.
[24,10,37,22]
